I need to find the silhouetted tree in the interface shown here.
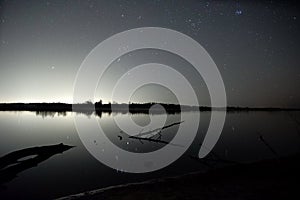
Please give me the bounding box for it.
[95,99,103,109]
[85,100,93,105]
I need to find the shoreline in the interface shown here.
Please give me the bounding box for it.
[55,154,300,200]
[0,103,299,114]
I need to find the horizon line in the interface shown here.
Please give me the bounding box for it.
[0,101,299,110]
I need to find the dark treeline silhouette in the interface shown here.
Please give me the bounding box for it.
[0,101,299,115]
[0,103,72,112]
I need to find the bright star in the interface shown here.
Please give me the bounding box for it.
[235,10,242,15]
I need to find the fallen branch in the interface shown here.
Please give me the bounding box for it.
[129,136,184,147]
[257,132,278,157]
[133,121,184,138]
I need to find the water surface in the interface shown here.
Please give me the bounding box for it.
[0,111,299,199]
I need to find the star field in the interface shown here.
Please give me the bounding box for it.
[0,0,299,107]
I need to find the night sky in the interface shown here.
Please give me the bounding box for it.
[0,0,299,107]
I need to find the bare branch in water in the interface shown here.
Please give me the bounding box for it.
[129,135,184,147]
[257,132,279,157]
[133,121,184,138]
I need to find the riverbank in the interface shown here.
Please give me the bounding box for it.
[56,154,300,200]
[1,103,299,114]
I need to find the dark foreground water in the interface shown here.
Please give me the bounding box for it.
[0,111,299,199]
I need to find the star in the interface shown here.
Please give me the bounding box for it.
[235,10,242,15]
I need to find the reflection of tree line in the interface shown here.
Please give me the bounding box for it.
[35,111,67,118]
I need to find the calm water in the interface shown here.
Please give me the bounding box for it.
[0,111,299,199]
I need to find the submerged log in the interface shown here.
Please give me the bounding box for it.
[0,143,74,186]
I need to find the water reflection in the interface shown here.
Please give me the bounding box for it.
[0,111,299,200]
[36,111,68,118]
[34,109,183,119]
